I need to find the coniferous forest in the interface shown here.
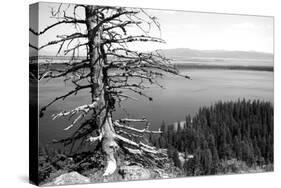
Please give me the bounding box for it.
[149,99,273,175]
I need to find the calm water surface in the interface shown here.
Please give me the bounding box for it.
[38,69,274,145]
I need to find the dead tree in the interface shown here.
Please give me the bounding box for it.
[30,4,189,176]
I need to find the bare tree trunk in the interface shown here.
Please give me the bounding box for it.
[85,5,118,176]
[35,5,183,177]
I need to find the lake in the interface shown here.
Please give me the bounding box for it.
[38,68,274,145]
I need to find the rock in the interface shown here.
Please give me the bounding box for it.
[43,172,90,186]
[119,165,151,181]
[153,169,171,179]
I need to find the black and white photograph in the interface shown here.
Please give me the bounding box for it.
[29,1,273,186]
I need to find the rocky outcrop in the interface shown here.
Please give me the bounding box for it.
[42,157,183,185]
[119,165,152,181]
[43,172,90,186]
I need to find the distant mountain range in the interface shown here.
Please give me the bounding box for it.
[31,48,274,68]
[157,48,273,60]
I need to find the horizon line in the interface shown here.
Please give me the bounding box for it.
[30,47,274,57]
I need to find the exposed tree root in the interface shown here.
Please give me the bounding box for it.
[87,117,166,176]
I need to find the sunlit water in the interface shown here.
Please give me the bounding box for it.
[38,69,273,145]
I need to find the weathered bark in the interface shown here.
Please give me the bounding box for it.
[101,117,119,176]
[85,5,118,176]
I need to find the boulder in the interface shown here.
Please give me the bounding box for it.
[43,172,90,186]
[119,165,151,181]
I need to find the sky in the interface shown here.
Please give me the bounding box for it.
[30,2,274,56]
[145,9,273,53]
